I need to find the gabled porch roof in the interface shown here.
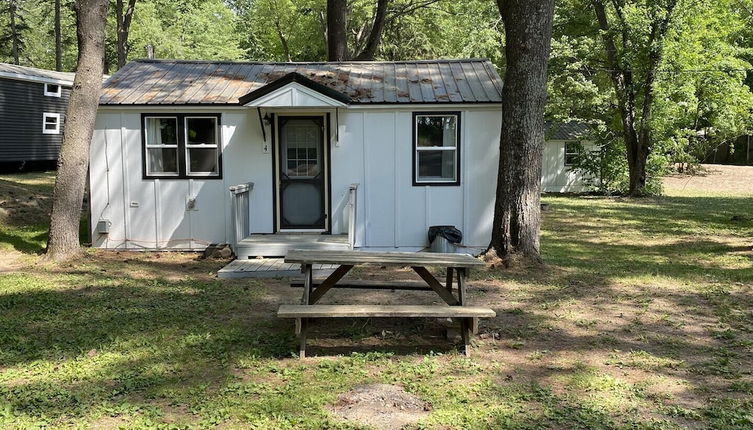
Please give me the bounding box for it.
[239,72,351,108]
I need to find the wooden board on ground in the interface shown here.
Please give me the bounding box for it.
[277,304,496,318]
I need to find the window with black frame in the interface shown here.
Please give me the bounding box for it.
[413,112,460,185]
[142,114,221,179]
[564,141,580,167]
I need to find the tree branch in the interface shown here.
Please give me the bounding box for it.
[354,0,389,60]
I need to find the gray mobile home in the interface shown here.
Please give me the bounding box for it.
[0,63,75,166]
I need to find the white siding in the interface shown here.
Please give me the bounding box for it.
[541,140,593,193]
[90,106,502,251]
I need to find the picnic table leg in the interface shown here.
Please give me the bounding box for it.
[302,264,313,305]
[445,267,454,294]
[457,268,466,305]
[456,268,478,334]
[461,318,471,357]
[298,318,308,358]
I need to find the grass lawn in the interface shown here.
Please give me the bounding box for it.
[0,171,751,429]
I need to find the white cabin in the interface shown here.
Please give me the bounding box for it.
[90,59,504,257]
[542,121,593,193]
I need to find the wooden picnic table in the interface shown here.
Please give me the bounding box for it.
[279,250,494,357]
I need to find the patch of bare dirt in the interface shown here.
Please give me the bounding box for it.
[329,384,431,430]
[664,164,753,194]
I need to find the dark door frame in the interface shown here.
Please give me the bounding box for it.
[273,113,331,233]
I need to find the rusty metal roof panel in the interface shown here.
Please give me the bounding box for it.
[100,59,503,105]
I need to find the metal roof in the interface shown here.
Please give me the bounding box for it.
[99,59,504,105]
[0,63,76,86]
[546,121,591,140]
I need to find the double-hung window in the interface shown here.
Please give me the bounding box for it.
[185,117,219,176]
[42,113,61,134]
[413,112,460,185]
[142,113,221,179]
[144,116,179,176]
[564,141,580,167]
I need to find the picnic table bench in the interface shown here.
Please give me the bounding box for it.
[277,250,495,357]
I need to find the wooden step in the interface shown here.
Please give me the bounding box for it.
[277,304,496,319]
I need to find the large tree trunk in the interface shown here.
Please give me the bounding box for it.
[488,0,554,263]
[116,0,136,69]
[46,0,109,262]
[327,0,348,61]
[591,0,676,196]
[353,0,388,60]
[9,0,19,64]
[55,0,62,71]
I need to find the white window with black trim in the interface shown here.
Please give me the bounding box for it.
[564,141,580,167]
[413,112,460,185]
[142,113,221,179]
[44,83,62,97]
[42,113,60,134]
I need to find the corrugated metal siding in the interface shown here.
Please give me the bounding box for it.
[100,59,504,105]
[0,78,70,162]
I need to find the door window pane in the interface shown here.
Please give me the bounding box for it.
[282,121,321,178]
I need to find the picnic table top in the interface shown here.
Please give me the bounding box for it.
[284,249,486,267]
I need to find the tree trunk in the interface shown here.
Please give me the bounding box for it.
[327,0,348,61]
[353,0,389,60]
[55,0,62,71]
[116,0,136,69]
[488,0,554,263]
[591,0,676,196]
[46,0,109,262]
[9,0,19,65]
[275,20,292,62]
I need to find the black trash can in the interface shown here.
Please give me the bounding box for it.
[428,225,463,253]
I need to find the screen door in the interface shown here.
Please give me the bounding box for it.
[277,116,326,230]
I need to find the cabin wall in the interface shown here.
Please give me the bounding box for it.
[541,140,593,193]
[0,78,71,162]
[90,106,501,251]
[331,108,500,250]
[90,109,262,250]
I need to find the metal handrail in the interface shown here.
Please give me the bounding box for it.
[229,182,254,252]
[347,183,359,249]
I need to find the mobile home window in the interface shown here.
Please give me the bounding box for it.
[413,112,460,185]
[42,113,60,134]
[185,117,219,176]
[144,117,179,176]
[564,141,580,166]
[142,113,222,179]
[44,83,62,97]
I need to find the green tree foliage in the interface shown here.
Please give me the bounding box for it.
[126,0,244,63]
[549,0,753,194]
[1,0,752,195]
